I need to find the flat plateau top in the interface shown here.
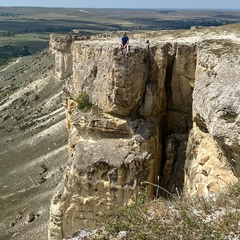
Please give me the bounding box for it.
[71,24,240,47]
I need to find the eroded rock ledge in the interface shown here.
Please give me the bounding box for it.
[48,30,240,239]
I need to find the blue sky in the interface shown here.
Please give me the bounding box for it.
[0,0,240,9]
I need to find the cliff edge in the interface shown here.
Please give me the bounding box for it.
[48,26,240,239]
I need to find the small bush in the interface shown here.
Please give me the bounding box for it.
[76,92,91,110]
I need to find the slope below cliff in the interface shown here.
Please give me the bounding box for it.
[0,51,68,240]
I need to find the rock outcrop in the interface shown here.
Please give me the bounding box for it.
[184,42,240,196]
[48,29,240,239]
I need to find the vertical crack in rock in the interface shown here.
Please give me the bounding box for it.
[165,43,176,112]
[160,43,197,195]
[166,43,197,134]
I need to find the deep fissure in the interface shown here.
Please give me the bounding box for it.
[158,43,197,196]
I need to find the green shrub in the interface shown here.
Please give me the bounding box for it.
[76,92,91,110]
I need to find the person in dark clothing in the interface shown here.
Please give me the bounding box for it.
[120,32,129,53]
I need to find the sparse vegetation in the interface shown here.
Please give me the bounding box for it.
[19,121,35,131]
[76,92,92,110]
[0,33,50,66]
[203,39,240,56]
[94,183,240,240]
[0,86,18,100]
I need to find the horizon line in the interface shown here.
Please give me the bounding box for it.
[0,6,240,11]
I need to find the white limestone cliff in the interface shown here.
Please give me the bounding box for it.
[48,28,240,239]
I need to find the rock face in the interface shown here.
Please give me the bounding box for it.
[184,43,240,196]
[48,30,240,239]
[49,114,160,239]
[50,35,90,80]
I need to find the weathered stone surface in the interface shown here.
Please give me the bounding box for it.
[50,34,90,80]
[54,51,73,80]
[50,35,74,80]
[48,30,240,239]
[184,125,238,198]
[49,114,161,239]
[171,44,196,113]
[183,44,240,198]
[167,43,196,134]
[71,41,149,116]
[192,44,240,177]
[50,34,90,53]
[139,43,169,117]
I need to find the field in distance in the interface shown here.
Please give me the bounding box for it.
[0,7,240,33]
[0,7,240,66]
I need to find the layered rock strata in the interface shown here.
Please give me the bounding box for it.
[48,32,240,239]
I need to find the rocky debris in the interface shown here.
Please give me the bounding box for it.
[0,114,10,122]
[9,212,24,228]
[34,94,40,101]
[116,231,128,240]
[10,221,16,227]
[38,176,47,184]
[0,84,14,92]
[5,128,12,133]
[16,212,23,220]
[63,229,93,240]
[12,232,20,238]
[39,164,48,175]
[25,212,35,223]
[64,229,129,240]
[6,137,13,142]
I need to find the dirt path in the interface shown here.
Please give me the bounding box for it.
[0,57,22,73]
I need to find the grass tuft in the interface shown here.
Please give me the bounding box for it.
[93,182,240,240]
[76,92,92,110]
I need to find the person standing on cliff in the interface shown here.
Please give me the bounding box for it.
[120,32,129,53]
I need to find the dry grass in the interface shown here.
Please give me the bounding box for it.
[92,182,240,240]
[202,39,240,57]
